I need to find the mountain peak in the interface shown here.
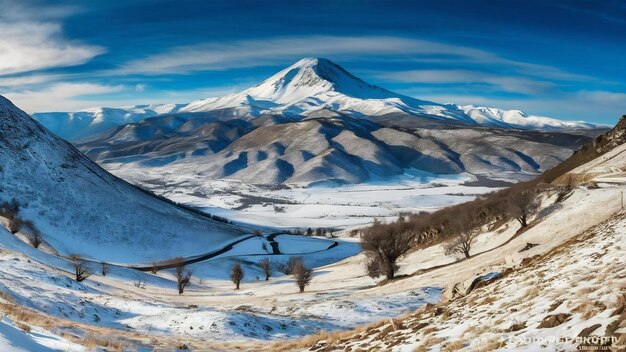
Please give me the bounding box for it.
[243,57,396,102]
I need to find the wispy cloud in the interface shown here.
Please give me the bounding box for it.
[4,83,123,112]
[0,1,104,76]
[115,35,591,83]
[375,69,556,94]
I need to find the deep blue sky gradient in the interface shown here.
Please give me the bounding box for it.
[1,0,625,123]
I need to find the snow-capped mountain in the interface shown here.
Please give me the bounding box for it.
[0,96,247,263]
[181,57,468,121]
[33,103,184,140]
[33,58,596,141]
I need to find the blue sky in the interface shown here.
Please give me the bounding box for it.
[0,0,624,124]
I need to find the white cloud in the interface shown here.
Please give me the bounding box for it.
[4,83,124,112]
[0,1,104,76]
[116,35,589,83]
[577,90,626,103]
[0,74,65,87]
[376,69,556,94]
[135,83,146,92]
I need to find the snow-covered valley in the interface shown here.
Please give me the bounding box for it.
[0,60,623,351]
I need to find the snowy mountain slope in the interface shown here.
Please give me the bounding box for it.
[78,114,595,186]
[33,58,597,141]
[0,96,247,263]
[302,211,626,352]
[33,103,184,140]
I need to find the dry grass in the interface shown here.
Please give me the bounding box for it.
[441,339,464,351]
[82,334,129,352]
[480,295,498,305]
[609,291,626,309]
[462,324,489,338]
[521,286,541,300]
[472,337,507,352]
[16,322,31,332]
[572,301,607,320]
[0,291,14,303]
[421,335,445,348]
[0,299,221,351]
[267,325,371,351]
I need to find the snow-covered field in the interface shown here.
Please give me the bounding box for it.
[2,177,623,350]
[100,165,501,229]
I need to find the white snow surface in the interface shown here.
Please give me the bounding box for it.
[0,317,85,352]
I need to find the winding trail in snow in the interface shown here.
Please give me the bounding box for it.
[125,233,340,271]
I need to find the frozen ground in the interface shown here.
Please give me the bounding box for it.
[0,316,85,352]
[1,177,623,350]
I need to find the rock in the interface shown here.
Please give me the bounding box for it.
[504,322,526,332]
[466,272,501,294]
[578,324,601,337]
[519,242,539,252]
[538,313,571,328]
[547,300,564,312]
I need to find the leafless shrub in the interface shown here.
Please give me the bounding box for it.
[231,263,244,290]
[101,262,110,276]
[361,218,414,280]
[27,231,42,248]
[133,277,146,289]
[173,258,192,294]
[508,190,539,228]
[7,217,22,234]
[444,211,480,259]
[150,262,159,274]
[16,322,31,332]
[69,255,91,282]
[279,256,304,275]
[292,260,313,293]
[258,258,272,281]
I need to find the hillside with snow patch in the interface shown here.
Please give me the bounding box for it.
[0,96,247,263]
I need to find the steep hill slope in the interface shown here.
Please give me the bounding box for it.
[0,96,247,264]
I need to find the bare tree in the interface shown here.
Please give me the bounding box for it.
[360,219,414,281]
[231,263,244,290]
[508,190,539,228]
[174,258,192,294]
[150,262,159,274]
[258,258,272,281]
[444,212,479,259]
[101,262,110,276]
[7,217,22,234]
[284,256,303,275]
[28,231,42,248]
[69,255,91,282]
[292,261,313,293]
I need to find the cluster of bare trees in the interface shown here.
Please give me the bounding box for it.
[360,187,542,281]
[230,257,312,292]
[0,199,44,248]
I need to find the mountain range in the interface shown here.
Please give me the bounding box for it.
[33,58,604,186]
[34,58,596,141]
